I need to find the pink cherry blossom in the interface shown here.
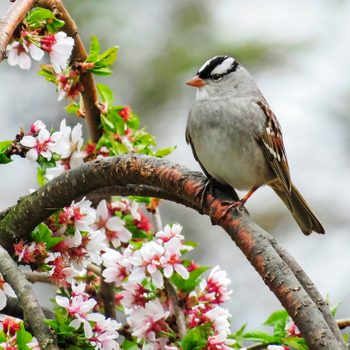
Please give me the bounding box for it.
[161,238,189,280]
[94,200,132,248]
[86,313,121,350]
[204,306,231,335]
[59,198,96,232]
[7,40,44,70]
[199,265,232,304]
[127,299,169,342]
[129,241,165,288]
[20,128,63,162]
[156,223,184,243]
[102,248,133,286]
[41,32,74,72]
[207,333,236,350]
[119,282,150,310]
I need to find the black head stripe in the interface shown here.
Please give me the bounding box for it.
[197,55,239,79]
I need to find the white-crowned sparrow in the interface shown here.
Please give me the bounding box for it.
[186,55,324,235]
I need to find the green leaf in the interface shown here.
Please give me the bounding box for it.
[0,330,6,342]
[264,309,289,326]
[101,115,117,133]
[98,46,118,66]
[170,266,208,292]
[154,146,176,158]
[32,223,64,249]
[38,65,57,84]
[242,330,278,344]
[37,166,46,187]
[26,7,54,24]
[16,323,32,350]
[0,154,12,164]
[86,35,100,62]
[282,336,308,350]
[0,140,12,153]
[97,83,114,104]
[65,102,80,114]
[231,323,247,339]
[121,339,140,350]
[90,66,113,76]
[330,302,340,317]
[47,18,65,33]
[180,323,212,350]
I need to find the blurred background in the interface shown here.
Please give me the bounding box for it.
[1,0,350,334]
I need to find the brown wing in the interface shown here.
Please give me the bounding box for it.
[256,100,292,194]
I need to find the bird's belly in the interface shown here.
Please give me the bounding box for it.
[191,127,273,190]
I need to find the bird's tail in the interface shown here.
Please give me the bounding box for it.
[272,183,325,235]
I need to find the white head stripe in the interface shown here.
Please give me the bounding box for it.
[198,56,219,73]
[210,57,235,75]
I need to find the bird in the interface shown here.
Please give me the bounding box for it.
[185,55,324,235]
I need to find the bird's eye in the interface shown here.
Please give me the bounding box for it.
[211,74,223,82]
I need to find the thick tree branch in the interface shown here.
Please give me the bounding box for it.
[271,242,346,346]
[3,296,54,320]
[0,154,345,349]
[0,246,58,350]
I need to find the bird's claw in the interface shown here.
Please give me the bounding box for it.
[194,178,215,214]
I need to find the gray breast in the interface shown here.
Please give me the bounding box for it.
[187,98,275,190]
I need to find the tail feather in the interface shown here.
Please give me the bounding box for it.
[272,183,325,235]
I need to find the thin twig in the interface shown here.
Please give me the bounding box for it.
[24,271,52,284]
[0,246,58,350]
[337,319,350,330]
[164,278,187,339]
[86,263,101,275]
[0,154,344,349]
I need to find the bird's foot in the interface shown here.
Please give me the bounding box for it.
[194,177,215,214]
[217,185,260,222]
[218,200,245,222]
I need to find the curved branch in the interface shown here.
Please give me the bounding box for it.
[0,154,345,349]
[0,246,58,350]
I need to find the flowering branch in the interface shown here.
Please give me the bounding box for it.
[0,154,345,349]
[36,0,101,142]
[0,0,36,61]
[0,0,101,142]
[0,246,58,350]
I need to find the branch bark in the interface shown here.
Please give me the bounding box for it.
[0,154,345,350]
[0,246,58,350]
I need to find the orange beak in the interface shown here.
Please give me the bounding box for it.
[186,75,206,88]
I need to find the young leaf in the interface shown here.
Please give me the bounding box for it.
[16,323,32,350]
[0,140,12,153]
[98,46,118,66]
[26,7,54,24]
[97,83,114,104]
[154,146,176,158]
[264,309,289,326]
[180,323,212,350]
[47,18,65,33]
[32,223,64,249]
[121,339,140,350]
[170,266,208,292]
[65,102,80,115]
[86,35,101,62]
[242,330,278,344]
[283,336,308,350]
